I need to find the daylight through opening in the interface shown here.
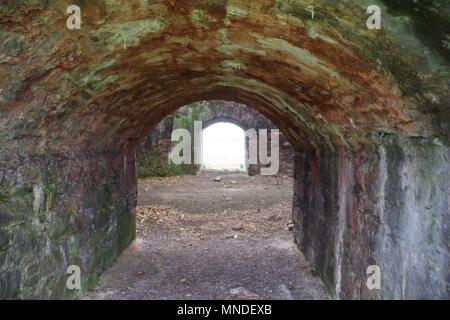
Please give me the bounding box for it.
[202,123,246,171]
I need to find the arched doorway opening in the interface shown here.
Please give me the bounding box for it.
[88,101,322,300]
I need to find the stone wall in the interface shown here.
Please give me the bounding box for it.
[137,101,295,176]
[0,148,136,299]
[138,116,174,163]
[293,136,450,299]
[2,136,447,300]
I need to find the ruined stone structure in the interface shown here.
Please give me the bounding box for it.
[137,100,295,176]
[0,1,449,299]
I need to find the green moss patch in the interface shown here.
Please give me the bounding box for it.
[138,151,199,179]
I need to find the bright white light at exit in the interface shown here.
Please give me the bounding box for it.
[202,123,245,171]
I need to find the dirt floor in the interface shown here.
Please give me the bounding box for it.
[86,171,328,300]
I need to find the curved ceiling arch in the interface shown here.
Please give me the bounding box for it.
[1,0,445,156]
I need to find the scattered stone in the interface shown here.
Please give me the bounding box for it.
[229,287,260,299]
[232,225,244,231]
[213,177,222,182]
[135,271,145,277]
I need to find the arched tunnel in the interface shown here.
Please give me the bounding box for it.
[0,1,449,299]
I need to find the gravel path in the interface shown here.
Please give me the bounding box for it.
[86,172,328,300]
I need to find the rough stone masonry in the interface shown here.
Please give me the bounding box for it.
[136,100,295,176]
[0,0,449,299]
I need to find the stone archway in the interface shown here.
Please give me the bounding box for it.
[202,116,244,130]
[137,100,295,176]
[0,1,448,299]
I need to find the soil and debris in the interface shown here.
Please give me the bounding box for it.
[87,172,328,300]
